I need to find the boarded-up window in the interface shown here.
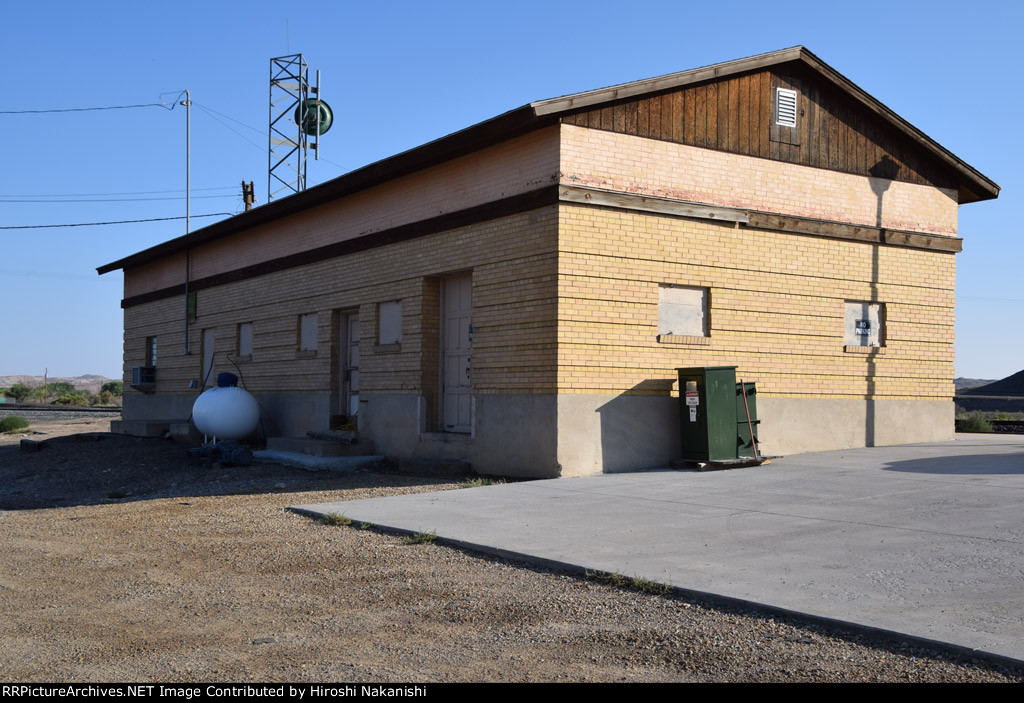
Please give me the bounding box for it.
[658,286,708,337]
[299,313,318,352]
[237,322,253,357]
[844,302,884,347]
[378,301,402,345]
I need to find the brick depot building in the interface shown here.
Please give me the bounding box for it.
[98,47,999,478]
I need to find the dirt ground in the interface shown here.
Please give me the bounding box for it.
[0,420,1021,682]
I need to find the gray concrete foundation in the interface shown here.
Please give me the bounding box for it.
[757,397,954,456]
[122,390,957,477]
[359,393,559,478]
[120,392,330,440]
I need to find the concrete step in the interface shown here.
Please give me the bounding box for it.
[111,419,171,438]
[169,422,204,445]
[398,459,472,477]
[307,429,359,443]
[267,436,375,457]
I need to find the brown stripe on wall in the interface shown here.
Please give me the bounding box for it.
[121,186,560,308]
[121,183,961,309]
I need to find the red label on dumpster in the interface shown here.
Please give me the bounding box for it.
[685,391,699,406]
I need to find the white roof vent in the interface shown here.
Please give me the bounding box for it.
[776,88,798,127]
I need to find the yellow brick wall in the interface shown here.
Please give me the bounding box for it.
[123,207,559,400]
[560,124,959,236]
[556,203,956,401]
[122,122,960,414]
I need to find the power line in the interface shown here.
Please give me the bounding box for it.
[0,186,236,197]
[0,102,173,114]
[0,213,234,230]
[0,269,121,281]
[193,100,351,173]
[194,103,265,153]
[1,194,238,203]
[193,102,263,135]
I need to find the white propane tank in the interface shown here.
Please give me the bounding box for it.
[192,386,260,441]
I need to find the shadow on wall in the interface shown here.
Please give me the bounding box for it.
[596,379,679,473]
[865,155,898,448]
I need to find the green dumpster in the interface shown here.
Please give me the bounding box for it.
[677,366,759,462]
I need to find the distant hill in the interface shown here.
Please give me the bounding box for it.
[960,370,1024,397]
[954,377,998,392]
[0,374,116,394]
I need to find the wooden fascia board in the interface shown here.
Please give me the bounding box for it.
[786,48,999,202]
[559,185,749,224]
[531,47,804,115]
[563,185,962,253]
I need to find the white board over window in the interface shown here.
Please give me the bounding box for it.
[844,302,883,347]
[299,313,318,351]
[658,286,708,337]
[378,301,402,345]
[238,322,253,357]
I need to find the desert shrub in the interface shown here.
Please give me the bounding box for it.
[44,382,77,396]
[101,381,123,396]
[955,414,993,433]
[5,384,32,402]
[0,416,29,433]
[52,394,88,407]
[98,390,115,405]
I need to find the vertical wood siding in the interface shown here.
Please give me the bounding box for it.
[561,65,958,192]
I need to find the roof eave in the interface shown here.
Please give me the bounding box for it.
[532,45,998,203]
[98,47,999,276]
[98,103,545,275]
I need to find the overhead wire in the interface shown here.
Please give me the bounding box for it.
[0,269,121,281]
[194,100,352,173]
[194,103,265,153]
[0,186,236,197]
[0,101,174,114]
[1,194,238,203]
[0,213,235,230]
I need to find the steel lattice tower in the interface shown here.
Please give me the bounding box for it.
[268,54,311,202]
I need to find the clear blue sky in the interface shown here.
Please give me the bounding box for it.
[2,0,1020,380]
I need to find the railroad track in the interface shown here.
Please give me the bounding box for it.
[0,403,121,414]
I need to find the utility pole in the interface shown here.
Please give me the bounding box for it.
[182,89,192,355]
[182,90,191,233]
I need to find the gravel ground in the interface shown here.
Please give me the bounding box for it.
[0,421,1021,682]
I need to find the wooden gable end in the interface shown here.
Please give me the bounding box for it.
[560,63,960,194]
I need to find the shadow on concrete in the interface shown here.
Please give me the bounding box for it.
[881,451,1024,476]
[596,379,679,473]
[0,432,456,511]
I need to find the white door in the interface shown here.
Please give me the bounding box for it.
[344,313,360,417]
[442,276,472,432]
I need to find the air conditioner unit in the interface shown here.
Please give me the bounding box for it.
[131,366,156,389]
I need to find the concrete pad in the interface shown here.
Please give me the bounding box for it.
[293,434,1024,662]
[254,450,384,470]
